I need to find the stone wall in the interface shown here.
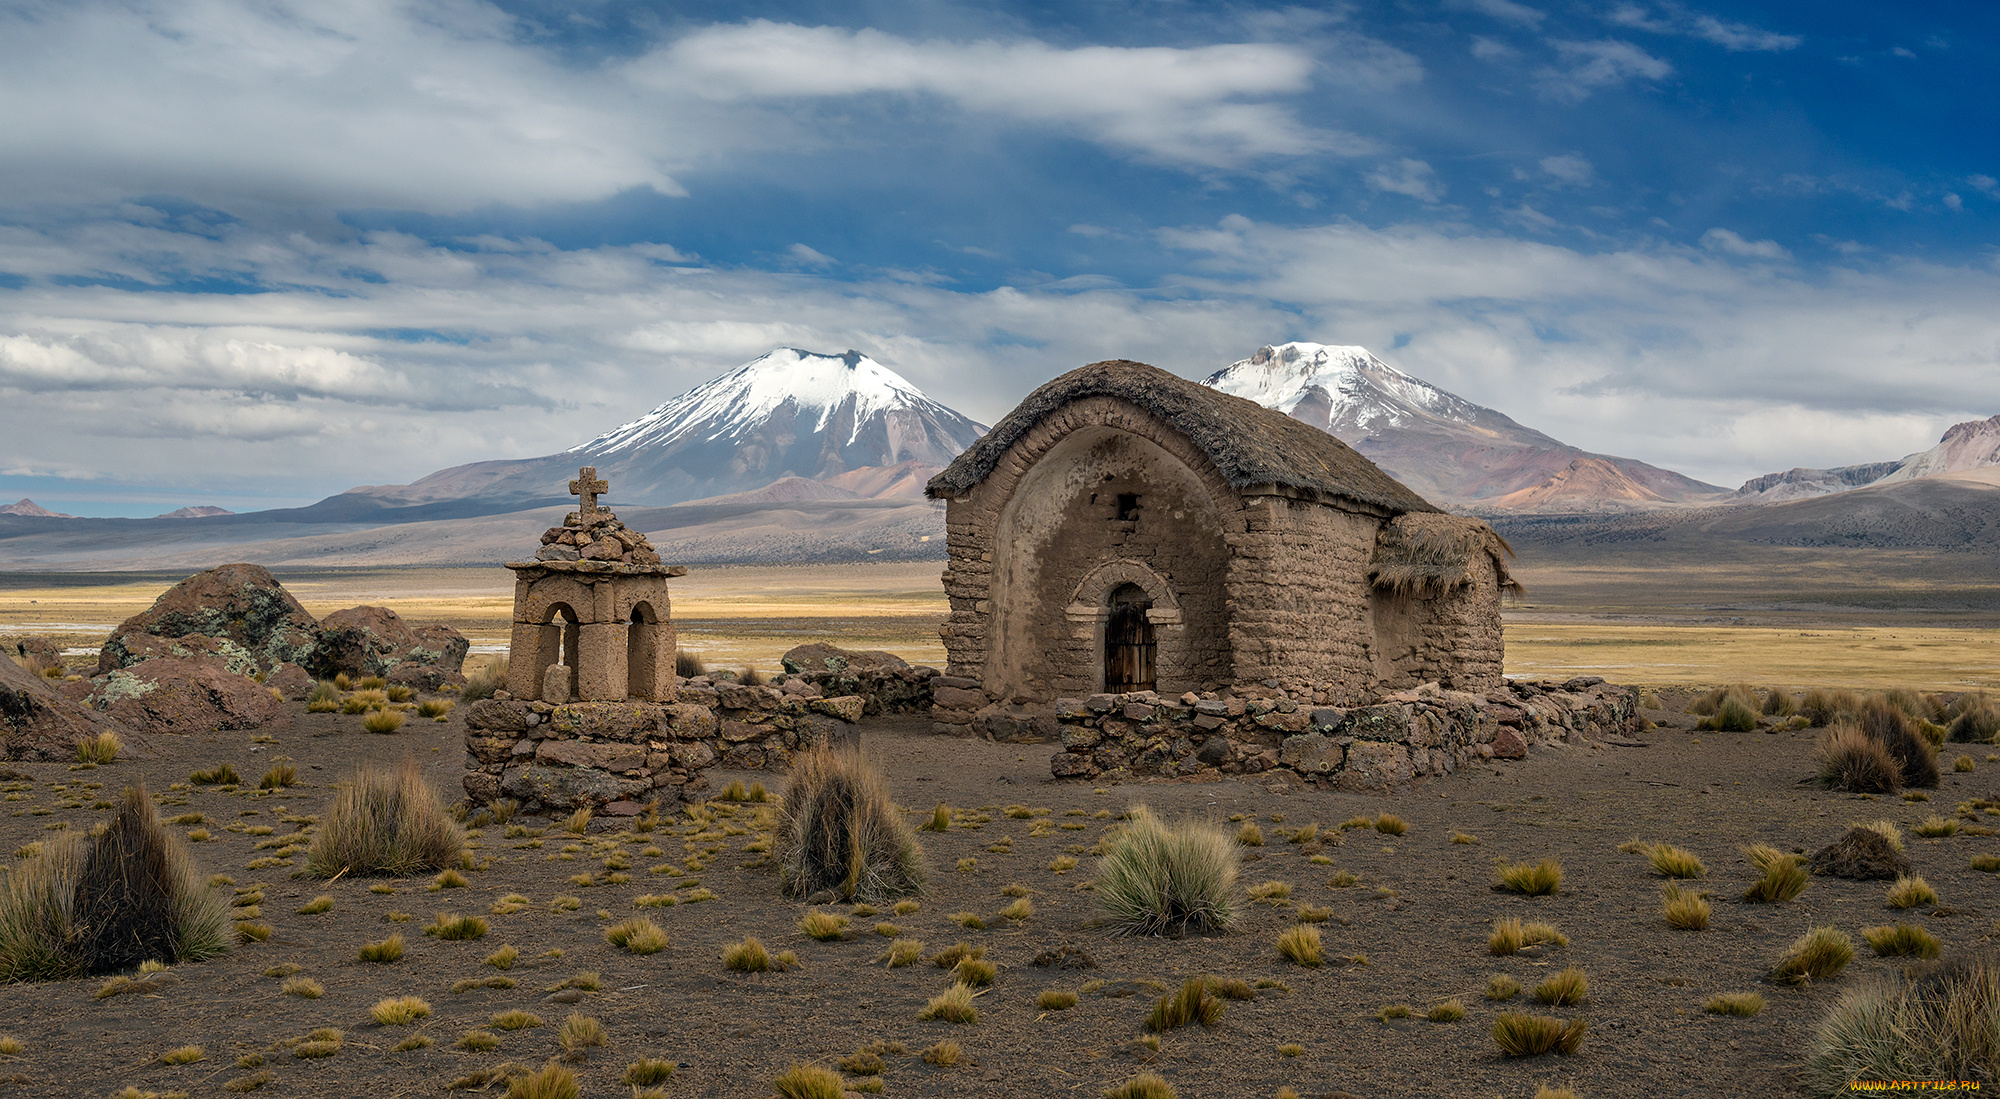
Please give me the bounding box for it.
[778,643,937,715]
[461,685,864,815]
[1226,495,1384,702]
[1044,676,1638,790]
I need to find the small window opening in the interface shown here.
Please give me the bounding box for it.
[1115,494,1140,521]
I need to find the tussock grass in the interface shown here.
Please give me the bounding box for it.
[1377,1003,1412,1022]
[606,917,667,954]
[294,894,331,917]
[1373,814,1408,836]
[0,784,229,980]
[454,1030,500,1051]
[999,897,1033,922]
[1451,831,1478,845]
[1427,999,1467,1022]
[1147,977,1224,1031]
[1245,880,1292,904]
[725,937,773,972]
[190,764,241,786]
[1492,1013,1587,1057]
[1773,926,1855,985]
[305,761,463,878]
[1862,923,1943,959]
[1094,808,1238,936]
[776,744,926,902]
[557,1013,605,1055]
[1490,918,1525,955]
[881,938,924,967]
[257,762,297,791]
[624,1059,675,1086]
[1863,699,1943,789]
[1887,874,1939,909]
[371,995,431,1025]
[1495,858,1562,895]
[1818,723,1903,794]
[75,732,120,765]
[1699,695,1759,731]
[1103,1072,1176,1099]
[1038,989,1079,1010]
[1705,991,1765,1017]
[1662,882,1711,930]
[1641,843,1706,879]
[485,944,518,969]
[800,910,849,941]
[917,983,978,1024]
[425,912,487,941]
[1275,924,1322,967]
[1743,845,1811,903]
[490,1009,543,1031]
[920,1040,961,1066]
[1236,822,1264,847]
[1534,966,1590,1006]
[160,1044,203,1064]
[919,803,951,832]
[281,976,323,998]
[1486,974,1522,1000]
[433,868,469,889]
[501,1063,578,1099]
[1804,954,2000,1091]
[951,957,997,987]
[358,934,405,963]
[361,709,406,734]
[1915,816,1960,838]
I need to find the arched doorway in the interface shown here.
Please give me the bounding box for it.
[627,601,659,701]
[1105,584,1155,693]
[537,603,580,701]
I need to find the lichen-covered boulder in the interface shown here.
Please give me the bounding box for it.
[85,656,285,735]
[780,642,909,676]
[311,605,468,685]
[97,563,321,675]
[1,652,139,760]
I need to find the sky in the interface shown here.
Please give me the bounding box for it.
[1,0,1996,516]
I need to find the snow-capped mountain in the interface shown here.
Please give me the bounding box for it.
[336,349,989,511]
[1735,414,2000,503]
[1205,342,1726,510]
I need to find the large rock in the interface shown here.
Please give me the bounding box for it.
[97,563,320,675]
[86,656,286,736]
[312,606,469,684]
[780,642,909,675]
[0,652,139,760]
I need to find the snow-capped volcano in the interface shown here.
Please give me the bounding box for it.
[335,349,988,511]
[577,348,980,465]
[1203,343,1490,437]
[1205,342,1725,510]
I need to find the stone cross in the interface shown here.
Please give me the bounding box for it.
[569,466,609,519]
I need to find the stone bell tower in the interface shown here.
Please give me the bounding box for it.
[503,467,686,703]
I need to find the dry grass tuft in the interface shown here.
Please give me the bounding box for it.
[1094,809,1238,936]
[501,1063,579,1099]
[800,910,850,941]
[917,983,978,1024]
[1373,814,1408,836]
[75,732,121,765]
[0,784,230,981]
[1102,1072,1176,1099]
[624,1059,675,1086]
[557,1013,605,1056]
[160,1044,203,1064]
[1038,988,1080,1010]
[1534,967,1590,1006]
[1705,991,1765,1017]
[921,1040,962,1066]
[490,1009,543,1031]
[1236,822,1264,847]
[1147,977,1224,1031]
[1914,815,1960,838]
[1428,998,1467,1022]
[370,996,431,1025]
[1817,722,1903,794]
[1662,882,1711,930]
[920,803,951,832]
[1642,843,1706,879]
[1773,926,1855,985]
[881,938,924,968]
[280,976,323,998]
[605,917,668,955]
[1887,874,1939,910]
[1486,974,1522,1001]
[1804,954,2000,1090]
[776,744,927,902]
[306,761,463,878]
[358,934,405,963]
[1862,923,1943,959]
[1492,1013,1587,1057]
[1275,924,1322,968]
[1742,845,1811,903]
[725,937,773,972]
[1495,858,1563,895]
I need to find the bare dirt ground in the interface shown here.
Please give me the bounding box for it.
[4,695,1997,1098]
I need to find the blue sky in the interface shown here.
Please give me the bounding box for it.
[0,0,1995,515]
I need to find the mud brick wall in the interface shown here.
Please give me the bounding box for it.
[461,685,863,814]
[1046,676,1639,790]
[1226,495,1382,702]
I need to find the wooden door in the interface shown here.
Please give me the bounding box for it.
[1106,598,1156,693]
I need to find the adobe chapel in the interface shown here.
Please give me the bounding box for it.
[924,360,1517,712]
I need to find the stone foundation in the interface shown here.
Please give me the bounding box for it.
[1042,676,1638,789]
[461,686,864,814]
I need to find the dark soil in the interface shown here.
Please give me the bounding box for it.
[3,698,1997,1098]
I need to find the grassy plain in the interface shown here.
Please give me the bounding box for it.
[4,558,1996,689]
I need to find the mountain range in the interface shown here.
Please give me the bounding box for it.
[1204,343,1727,510]
[0,344,1993,570]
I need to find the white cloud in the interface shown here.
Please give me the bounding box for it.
[1699,228,1789,259]
[1446,0,1545,28]
[787,244,838,267]
[1470,36,1516,59]
[1538,155,1596,186]
[634,20,1406,168]
[1607,4,1799,52]
[1971,175,2000,195]
[1945,193,1964,212]
[1365,159,1447,203]
[1537,40,1672,102]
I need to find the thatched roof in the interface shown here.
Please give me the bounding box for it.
[1369,512,1521,598]
[926,360,1439,515]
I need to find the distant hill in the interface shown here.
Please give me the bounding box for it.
[154,506,234,519]
[1735,414,2000,503]
[0,499,75,518]
[1204,343,1726,511]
